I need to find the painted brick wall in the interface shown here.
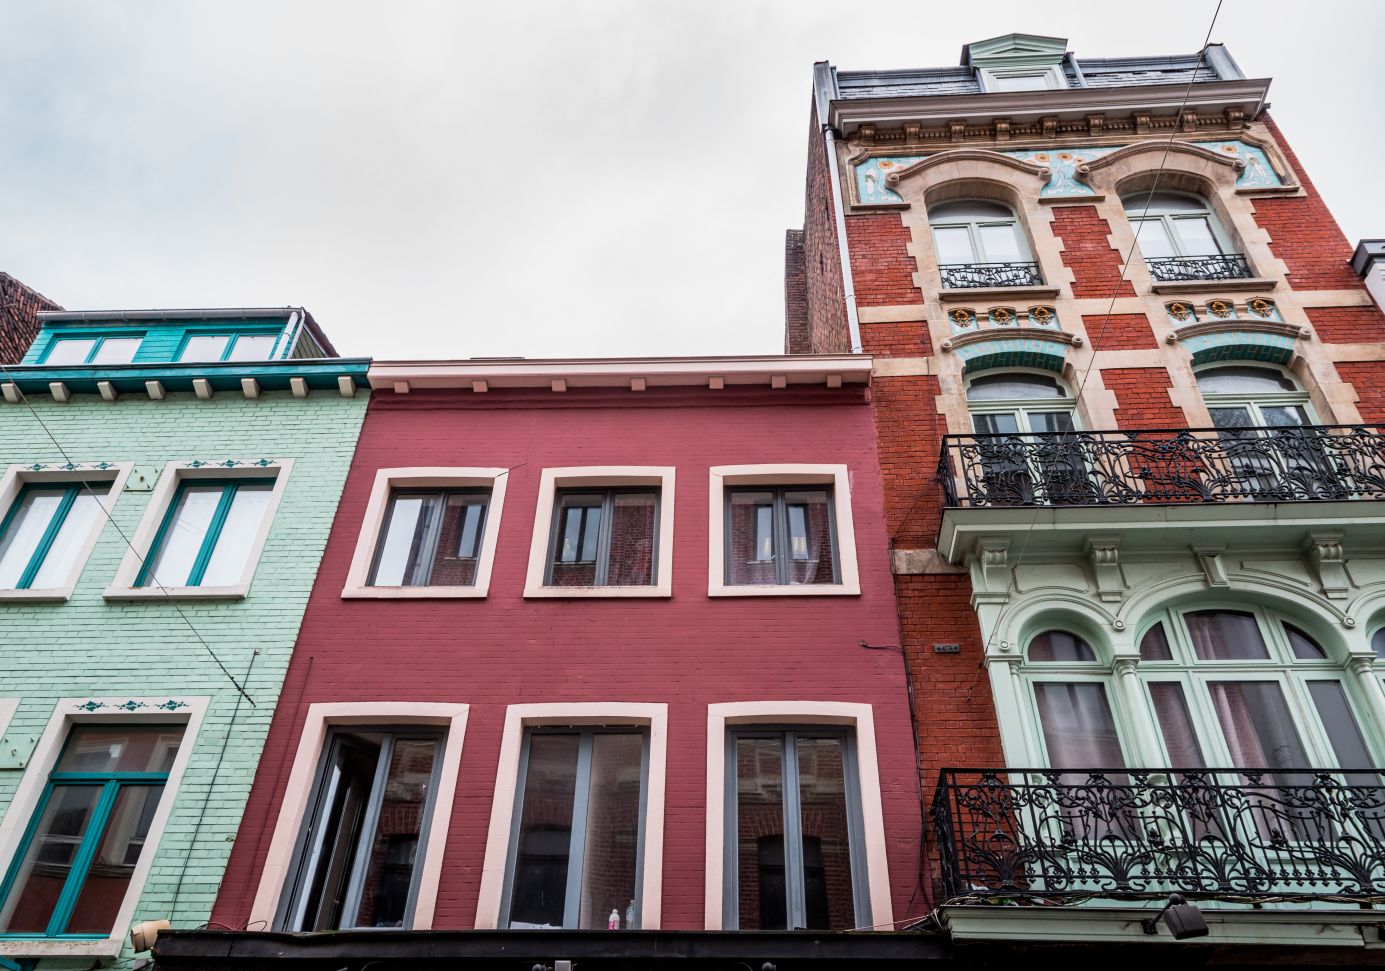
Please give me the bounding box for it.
[1083,312,1157,351]
[211,386,923,931]
[1306,306,1385,344]
[847,214,922,308]
[0,388,366,965]
[1104,367,1185,429]
[1337,362,1385,423]
[1050,205,1136,298]
[784,229,809,354]
[0,273,60,365]
[800,102,850,353]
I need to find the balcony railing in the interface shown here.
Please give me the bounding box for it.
[933,768,1385,903]
[1145,254,1253,282]
[938,425,1385,508]
[939,262,1044,289]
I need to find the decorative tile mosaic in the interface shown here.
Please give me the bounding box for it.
[955,336,1068,373]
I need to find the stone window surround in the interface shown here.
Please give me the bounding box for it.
[103,459,293,601]
[0,462,134,602]
[246,702,470,931]
[0,695,208,960]
[341,467,510,599]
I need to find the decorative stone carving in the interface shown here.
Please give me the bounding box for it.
[969,536,1013,604]
[1193,546,1230,587]
[1304,531,1350,600]
[1085,535,1125,603]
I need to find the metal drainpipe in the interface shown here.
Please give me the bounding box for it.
[822,124,863,354]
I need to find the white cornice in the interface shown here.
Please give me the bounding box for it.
[829,78,1271,133]
[367,354,873,391]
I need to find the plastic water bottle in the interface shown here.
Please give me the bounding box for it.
[608,908,620,930]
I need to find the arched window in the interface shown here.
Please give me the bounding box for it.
[966,371,1073,435]
[1122,190,1248,281]
[1196,365,1312,429]
[1021,630,1125,770]
[928,200,1040,288]
[966,372,1088,505]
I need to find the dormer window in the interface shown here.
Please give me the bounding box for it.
[41,335,142,366]
[177,333,279,363]
[982,68,1065,92]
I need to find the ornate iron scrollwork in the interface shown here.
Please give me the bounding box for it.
[939,262,1044,289]
[1145,254,1253,282]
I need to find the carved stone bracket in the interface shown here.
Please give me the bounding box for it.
[1193,546,1230,588]
[969,536,1013,605]
[1304,531,1350,600]
[1085,535,1125,603]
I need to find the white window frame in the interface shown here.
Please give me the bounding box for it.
[523,467,675,598]
[708,464,860,597]
[0,462,133,602]
[342,467,509,599]
[0,695,207,959]
[247,702,469,931]
[703,701,892,931]
[475,702,668,929]
[979,65,1066,92]
[927,202,1032,266]
[1123,190,1235,258]
[104,459,293,601]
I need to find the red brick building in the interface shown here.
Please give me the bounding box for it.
[0,272,60,365]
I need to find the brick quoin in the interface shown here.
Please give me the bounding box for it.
[1336,362,1385,423]
[211,385,924,930]
[846,213,923,308]
[1050,205,1136,298]
[1104,367,1185,429]
[1306,306,1385,344]
[1082,312,1158,351]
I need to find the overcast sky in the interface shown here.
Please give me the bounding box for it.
[1,1,1381,360]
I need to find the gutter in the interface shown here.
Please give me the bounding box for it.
[36,307,303,323]
[815,62,863,354]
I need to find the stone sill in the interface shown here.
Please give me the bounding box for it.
[1150,277,1278,295]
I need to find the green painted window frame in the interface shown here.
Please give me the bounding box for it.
[0,483,105,590]
[134,477,276,588]
[0,727,179,939]
[39,334,145,366]
[173,330,282,363]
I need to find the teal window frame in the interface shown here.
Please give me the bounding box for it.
[173,330,282,363]
[39,334,144,366]
[135,477,276,588]
[0,483,104,590]
[0,729,177,939]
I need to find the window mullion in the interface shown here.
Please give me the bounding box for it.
[17,487,78,590]
[968,223,985,263]
[416,492,447,586]
[563,731,595,928]
[187,483,239,586]
[773,491,790,585]
[781,733,807,930]
[46,779,121,937]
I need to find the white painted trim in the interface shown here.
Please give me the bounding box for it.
[704,701,892,931]
[104,459,294,600]
[523,467,675,598]
[0,462,133,602]
[475,702,669,930]
[247,702,470,931]
[0,695,208,958]
[341,467,510,598]
[706,464,862,597]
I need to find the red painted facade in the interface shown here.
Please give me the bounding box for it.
[211,383,922,930]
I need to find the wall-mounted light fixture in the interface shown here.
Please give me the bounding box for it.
[1141,893,1208,940]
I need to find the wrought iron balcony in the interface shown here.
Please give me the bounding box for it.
[939,262,1044,289]
[938,425,1385,508]
[1145,253,1253,282]
[933,768,1385,903]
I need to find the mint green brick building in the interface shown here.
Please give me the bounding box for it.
[0,308,367,967]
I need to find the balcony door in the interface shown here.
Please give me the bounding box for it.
[928,200,1039,288]
[966,371,1088,505]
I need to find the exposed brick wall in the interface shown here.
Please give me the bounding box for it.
[860,321,931,358]
[1050,205,1136,298]
[869,374,946,549]
[1104,366,1185,429]
[847,213,922,308]
[799,101,850,353]
[1306,306,1385,344]
[784,229,809,354]
[1336,362,1385,423]
[1250,115,1364,292]
[0,272,60,364]
[1083,312,1157,351]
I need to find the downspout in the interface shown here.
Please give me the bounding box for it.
[822,123,863,354]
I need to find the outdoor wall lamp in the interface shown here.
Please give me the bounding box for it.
[1141,893,1209,939]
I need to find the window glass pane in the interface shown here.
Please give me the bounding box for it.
[577,733,643,929]
[178,335,230,362]
[971,412,1020,435]
[90,338,141,365]
[990,72,1049,91]
[62,784,165,933]
[1185,610,1270,661]
[784,490,834,585]
[455,500,486,559]
[29,492,104,589]
[350,738,438,928]
[1208,406,1253,430]
[1033,682,1125,769]
[44,339,98,365]
[728,491,776,586]
[1208,681,1310,770]
[978,223,1024,263]
[735,737,785,930]
[606,492,657,586]
[56,725,182,774]
[427,494,488,586]
[1285,624,1327,660]
[1132,218,1177,258]
[929,201,1013,222]
[199,483,274,586]
[143,485,222,586]
[0,784,103,932]
[795,737,855,930]
[0,490,66,588]
[1148,682,1205,766]
[1028,631,1096,662]
[1196,366,1297,395]
[551,496,601,586]
[932,226,976,264]
[1307,681,1376,781]
[1125,192,1206,215]
[370,494,441,586]
[1260,405,1309,428]
[1028,411,1075,434]
[1172,216,1221,255]
[966,373,1065,401]
[1139,623,1173,661]
[226,334,278,362]
[509,734,580,928]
